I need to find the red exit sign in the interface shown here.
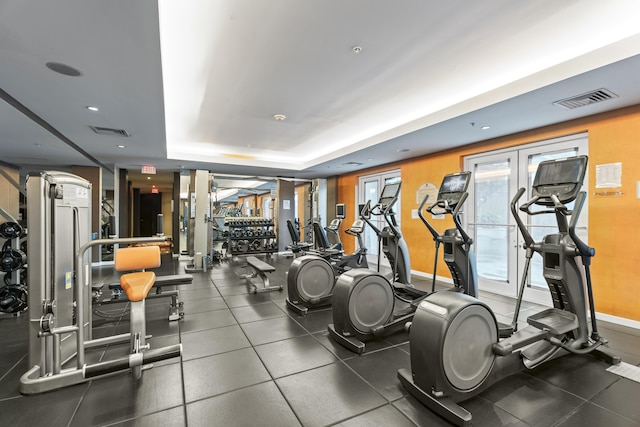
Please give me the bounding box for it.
[151,188,159,194]
[141,165,156,174]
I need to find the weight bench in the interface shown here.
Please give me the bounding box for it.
[113,245,182,379]
[242,256,282,294]
[94,273,192,321]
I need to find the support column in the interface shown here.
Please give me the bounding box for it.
[72,166,102,260]
[186,170,209,271]
[313,178,327,228]
[276,179,295,252]
[326,176,338,222]
[118,168,129,238]
[132,188,141,236]
[172,172,180,256]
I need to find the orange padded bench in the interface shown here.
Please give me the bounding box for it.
[115,245,161,301]
[112,245,164,378]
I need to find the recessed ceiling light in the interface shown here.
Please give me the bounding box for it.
[397,148,410,153]
[86,106,99,112]
[117,144,125,148]
[367,158,373,161]
[352,46,362,54]
[273,114,286,121]
[147,177,151,180]
[481,126,491,130]
[34,143,41,147]
[45,62,82,76]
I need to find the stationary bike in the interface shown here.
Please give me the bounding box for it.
[398,156,620,426]
[286,217,369,316]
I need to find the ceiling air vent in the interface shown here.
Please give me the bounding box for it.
[553,88,618,110]
[89,126,130,137]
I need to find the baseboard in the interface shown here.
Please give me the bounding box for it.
[596,312,640,330]
[411,270,453,285]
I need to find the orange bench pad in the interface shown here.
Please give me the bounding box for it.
[120,271,157,302]
[114,245,161,272]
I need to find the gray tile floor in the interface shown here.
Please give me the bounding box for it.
[1,253,639,426]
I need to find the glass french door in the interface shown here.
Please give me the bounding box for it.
[465,134,588,305]
[358,170,401,264]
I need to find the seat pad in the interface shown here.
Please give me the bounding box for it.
[120,271,156,302]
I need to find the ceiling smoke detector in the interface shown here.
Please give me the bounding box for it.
[553,88,618,109]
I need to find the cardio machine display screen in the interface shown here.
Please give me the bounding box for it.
[439,172,470,194]
[534,157,585,186]
[436,171,471,206]
[379,182,401,207]
[532,155,588,204]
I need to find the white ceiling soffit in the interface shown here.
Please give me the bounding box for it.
[159,0,640,172]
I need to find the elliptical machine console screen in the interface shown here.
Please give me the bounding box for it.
[379,182,401,208]
[532,155,587,205]
[438,171,471,205]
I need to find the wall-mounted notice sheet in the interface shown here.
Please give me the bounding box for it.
[595,162,622,188]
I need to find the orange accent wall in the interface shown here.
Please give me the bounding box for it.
[337,105,640,321]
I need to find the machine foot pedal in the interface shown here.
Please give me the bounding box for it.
[398,369,472,426]
[327,324,365,354]
[527,308,578,335]
[286,299,309,316]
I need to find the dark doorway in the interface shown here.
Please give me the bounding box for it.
[140,193,162,236]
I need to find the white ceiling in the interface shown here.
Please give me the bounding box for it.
[1,1,640,193]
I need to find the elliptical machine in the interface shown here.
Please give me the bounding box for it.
[398,156,620,426]
[327,181,421,353]
[286,217,369,316]
[328,175,477,354]
[420,171,477,299]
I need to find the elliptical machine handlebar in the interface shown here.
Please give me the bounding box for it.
[450,192,472,246]
[511,187,535,249]
[359,190,401,238]
[418,193,439,242]
[567,192,594,259]
[421,191,472,246]
[359,200,380,235]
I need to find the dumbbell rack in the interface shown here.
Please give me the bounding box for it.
[226,217,278,256]
[0,219,28,315]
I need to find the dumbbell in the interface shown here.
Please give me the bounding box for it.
[0,222,23,239]
[0,284,28,313]
[1,247,26,273]
[4,269,27,286]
